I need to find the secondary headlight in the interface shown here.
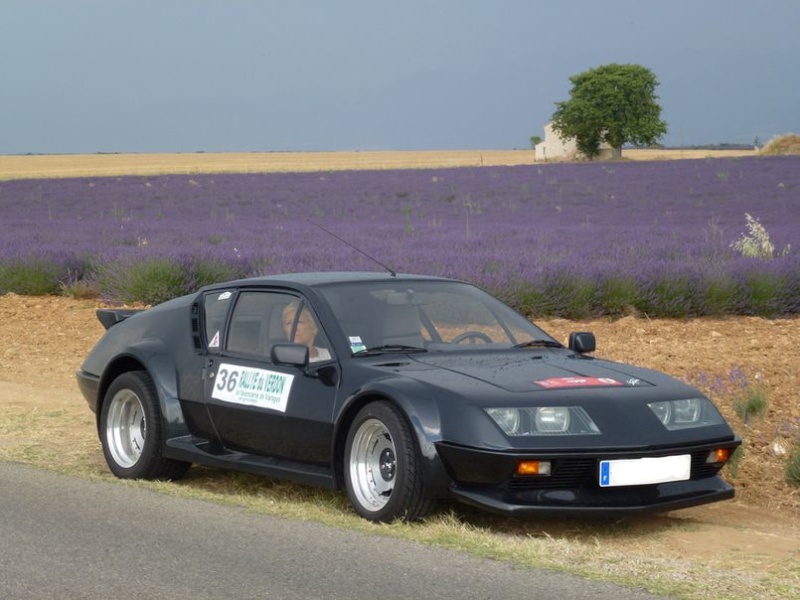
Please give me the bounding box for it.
[486,406,599,436]
[648,398,724,430]
[535,407,570,433]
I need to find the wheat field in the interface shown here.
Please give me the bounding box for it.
[0,148,757,180]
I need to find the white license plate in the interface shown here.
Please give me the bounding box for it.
[599,454,691,487]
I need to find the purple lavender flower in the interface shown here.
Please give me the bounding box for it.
[1,156,798,314]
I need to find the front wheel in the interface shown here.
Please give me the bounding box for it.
[100,371,190,480]
[344,401,434,522]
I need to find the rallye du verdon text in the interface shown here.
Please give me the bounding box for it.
[77,272,741,522]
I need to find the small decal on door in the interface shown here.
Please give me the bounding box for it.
[209,331,220,348]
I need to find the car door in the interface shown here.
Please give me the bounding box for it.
[203,289,339,465]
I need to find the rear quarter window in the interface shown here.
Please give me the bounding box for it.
[203,290,234,351]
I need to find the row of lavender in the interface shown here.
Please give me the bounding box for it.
[1,155,798,316]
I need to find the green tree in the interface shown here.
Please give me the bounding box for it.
[551,63,667,159]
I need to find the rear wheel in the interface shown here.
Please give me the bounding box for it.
[345,401,434,522]
[100,371,190,480]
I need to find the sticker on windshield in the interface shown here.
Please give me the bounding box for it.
[349,336,367,353]
[212,364,294,412]
[209,331,220,348]
[534,377,622,389]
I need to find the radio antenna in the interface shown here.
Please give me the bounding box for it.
[307,219,397,277]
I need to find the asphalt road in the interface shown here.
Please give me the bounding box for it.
[0,462,671,600]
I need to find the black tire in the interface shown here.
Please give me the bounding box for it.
[344,401,434,522]
[100,371,190,480]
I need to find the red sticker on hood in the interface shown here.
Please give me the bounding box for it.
[534,377,623,389]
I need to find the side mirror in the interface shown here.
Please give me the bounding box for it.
[271,343,309,367]
[568,332,596,354]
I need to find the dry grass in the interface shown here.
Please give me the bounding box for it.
[0,148,759,181]
[2,294,799,598]
[624,148,756,161]
[0,150,535,180]
[1,405,797,600]
[760,134,800,155]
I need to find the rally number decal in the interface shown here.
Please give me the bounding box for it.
[212,363,294,412]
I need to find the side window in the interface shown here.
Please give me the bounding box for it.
[225,291,333,362]
[203,290,234,352]
[280,298,333,363]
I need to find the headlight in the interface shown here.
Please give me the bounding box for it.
[647,398,724,430]
[649,401,671,425]
[535,407,570,433]
[486,406,599,436]
[673,398,702,424]
[485,408,522,435]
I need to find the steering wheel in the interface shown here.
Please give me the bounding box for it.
[451,331,493,345]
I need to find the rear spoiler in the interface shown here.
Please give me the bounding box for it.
[96,309,145,330]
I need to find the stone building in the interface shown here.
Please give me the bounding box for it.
[534,122,614,161]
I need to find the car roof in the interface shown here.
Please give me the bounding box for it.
[199,271,458,293]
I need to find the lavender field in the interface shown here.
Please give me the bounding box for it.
[1,155,798,317]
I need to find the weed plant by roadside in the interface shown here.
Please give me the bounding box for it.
[685,367,769,482]
[687,366,769,426]
[786,443,800,487]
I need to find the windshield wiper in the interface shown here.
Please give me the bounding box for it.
[512,339,563,349]
[353,344,428,356]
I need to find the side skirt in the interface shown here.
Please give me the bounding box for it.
[165,436,337,490]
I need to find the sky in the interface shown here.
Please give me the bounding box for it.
[1,1,798,155]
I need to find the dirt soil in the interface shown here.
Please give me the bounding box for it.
[1,293,799,570]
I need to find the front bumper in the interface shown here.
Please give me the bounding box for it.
[436,440,740,515]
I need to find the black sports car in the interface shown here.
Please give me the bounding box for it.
[77,272,741,522]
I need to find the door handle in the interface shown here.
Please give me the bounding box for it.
[203,358,216,380]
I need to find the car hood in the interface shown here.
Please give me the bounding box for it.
[404,351,661,393]
[363,350,735,451]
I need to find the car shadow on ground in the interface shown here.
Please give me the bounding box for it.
[177,465,691,541]
[434,499,694,539]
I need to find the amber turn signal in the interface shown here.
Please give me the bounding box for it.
[705,448,731,464]
[516,460,551,476]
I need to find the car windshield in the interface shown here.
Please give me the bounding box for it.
[318,280,559,354]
